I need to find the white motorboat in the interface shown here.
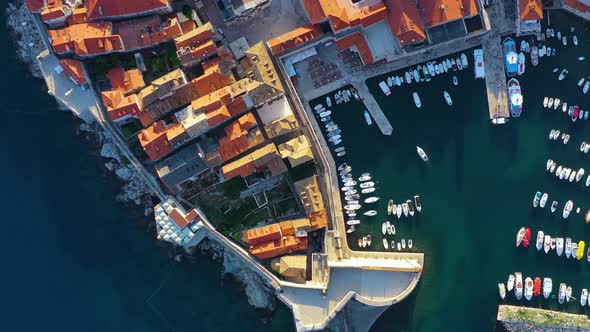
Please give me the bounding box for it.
[443,91,452,106]
[554,98,561,109]
[515,273,523,300]
[517,52,525,75]
[413,92,421,108]
[413,69,420,82]
[457,57,463,70]
[566,286,572,302]
[543,278,552,299]
[507,274,515,292]
[396,204,402,218]
[313,104,324,111]
[556,166,563,178]
[536,230,544,251]
[387,200,394,215]
[569,170,577,183]
[344,204,361,211]
[558,69,568,81]
[391,240,395,250]
[562,36,567,46]
[564,135,570,144]
[402,203,409,217]
[581,142,587,152]
[326,96,332,108]
[414,195,422,212]
[361,188,375,194]
[563,200,573,219]
[540,193,548,208]
[442,61,448,72]
[461,53,468,67]
[416,146,428,162]
[533,191,541,208]
[407,239,413,249]
[565,238,573,258]
[359,175,371,182]
[453,76,458,86]
[550,201,558,213]
[397,242,401,251]
[405,71,412,83]
[516,227,526,247]
[446,58,452,70]
[546,159,554,170]
[498,283,506,300]
[450,58,457,71]
[387,77,393,88]
[548,98,554,109]
[543,97,548,107]
[556,238,564,256]
[346,226,355,234]
[587,175,590,187]
[559,283,566,304]
[383,221,390,235]
[366,235,372,247]
[360,181,374,189]
[474,49,485,79]
[407,199,415,216]
[364,110,373,126]
[579,78,585,86]
[525,277,533,301]
[401,239,406,249]
[582,289,588,306]
[364,197,379,204]
[584,81,590,94]
[576,168,585,182]
[382,238,389,249]
[379,81,391,96]
[562,103,567,112]
[550,163,556,173]
[395,76,402,86]
[544,235,551,253]
[346,220,360,225]
[427,62,435,76]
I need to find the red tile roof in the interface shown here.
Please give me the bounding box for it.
[335,33,374,64]
[41,6,66,22]
[58,59,86,85]
[26,0,46,12]
[302,0,327,23]
[169,208,190,228]
[101,90,141,121]
[48,22,124,56]
[86,0,171,20]
[116,16,182,51]
[302,0,388,32]
[68,7,88,24]
[138,120,176,161]
[106,67,145,94]
[519,0,543,21]
[564,0,590,11]
[385,0,426,45]
[267,25,324,55]
[218,113,258,161]
[419,0,477,27]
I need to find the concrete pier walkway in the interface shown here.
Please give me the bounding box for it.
[482,34,510,122]
[356,82,393,135]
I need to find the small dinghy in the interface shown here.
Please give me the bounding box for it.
[416,146,428,162]
[382,238,388,249]
[408,239,413,248]
[579,78,585,87]
[364,196,379,204]
[536,230,544,251]
[507,274,515,292]
[396,204,402,218]
[550,201,558,213]
[543,278,552,299]
[401,239,406,249]
[498,283,506,300]
[558,69,568,80]
[443,91,452,106]
[556,238,564,256]
[562,36,567,46]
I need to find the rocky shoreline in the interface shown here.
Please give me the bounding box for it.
[5,0,44,78]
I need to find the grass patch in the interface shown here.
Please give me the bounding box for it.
[119,119,142,139]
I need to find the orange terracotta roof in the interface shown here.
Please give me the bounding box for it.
[174,22,216,49]
[169,208,190,228]
[385,0,426,45]
[308,210,328,231]
[26,0,46,12]
[117,16,182,51]
[419,0,462,27]
[86,0,171,20]
[302,0,388,32]
[106,67,145,94]
[243,223,282,245]
[58,59,86,85]
[48,22,124,55]
[335,32,374,64]
[267,25,324,55]
[249,236,308,260]
[191,86,250,127]
[205,105,231,127]
[519,0,543,20]
[564,0,590,11]
[101,90,141,121]
[460,0,479,17]
[41,6,66,22]
[68,7,88,24]
[221,144,284,179]
[201,50,236,77]
[138,120,174,161]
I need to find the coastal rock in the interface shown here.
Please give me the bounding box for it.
[115,166,133,181]
[79,122,98,133]
[100,142,121,163]
[104,161,117,171]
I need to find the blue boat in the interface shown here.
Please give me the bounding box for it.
[508,78,523,117]
[503,38,518,77]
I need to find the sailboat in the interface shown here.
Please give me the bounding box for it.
[416,146,428,162]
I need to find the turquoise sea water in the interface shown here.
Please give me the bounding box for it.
[313,11,590,332]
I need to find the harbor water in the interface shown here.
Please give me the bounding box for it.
[313,11,590,332]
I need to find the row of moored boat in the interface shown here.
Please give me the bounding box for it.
[500,273,589,306]
[542,97,588,122]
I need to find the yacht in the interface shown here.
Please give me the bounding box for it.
[443,91,452,106]
[525,277,534,301]
[543,278,552,299]
[498,283,506,300]
[507,274,515,292]
[507,78,523,117]
[535,230,544,251]
[563,200,573,219]
[516,227,526,247]
[416,146,428,162]
[364,197,379,204]
[413,92,421,108]
[550,201,558,213]
[556,238,564,256]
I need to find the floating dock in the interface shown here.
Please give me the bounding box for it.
[497,305,590,330]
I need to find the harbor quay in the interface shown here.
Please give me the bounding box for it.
[497,305,590,331]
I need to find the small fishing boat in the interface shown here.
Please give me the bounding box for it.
[379,81,391,96]
[550,201,558,213]
[397,242,401,251]
[413,69,420,82]
[564,135,570,144]
[364,197,379,204]
[554,98,561,109]
[548,98,554,109]
[456,57,463,70]
[543,278,552,299]
[313,104,324,111]
[443,91,452,106]
[523,228,531,248]
[344,204,361,211]
[503,38,518,76]
[402,203,409,217]
[346,220,360,225]
[507,78,523,117]
[391,240,395,250]
[515,273,523,300]
[387,200,394,215]
[556,238,564,256]
[461,53,468,67]
[507,274,515,292]
[582,289,588,306]
[360,181,374,189]
[366,235,372,247]
[382,238,388,249]
[474,49,485,78]
[576,168,585,182]
[558,69,568,81]
[524,277,533,301]
[408,239,413,248]
[413,92,421,108]
[517,52,525,75]
[382,222,387,235]
[559,283,566,304]
[533,191,541,207]
[536,230,544,251]
[577,241,585,260]
[540,193,548,208]
[544,235,551,253]
[562,36,567,46]
[543,97,548,108]
[453,76,458,86]
[498,283,506,300]
[563,200,573,219]
[416,146,428,162]
[414,195,422,212]
[566,286,572,302]
[584,81,589,94]
[531,46,538,66]
[546,159,553,170]
[407,200,415,217]
[361,188,375,194]
[396,204,402,219]
[346,226,355,234]
[579,78,586,87]
[364,110,372,126]
[516,227,526,247]
[565,238,572,258]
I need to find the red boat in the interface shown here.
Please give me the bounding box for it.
[572,106,580,122]
[533,277,541,297]
[523,228,531,247]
